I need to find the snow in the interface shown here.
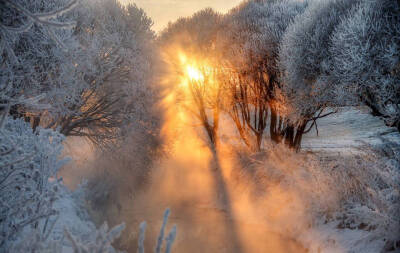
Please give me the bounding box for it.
[299,106,400,253]
[50,185,97,252]
[302,107,400,154]
[301,221,387,253]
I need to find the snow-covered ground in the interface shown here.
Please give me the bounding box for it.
[50,186,97,252]
[301,107,400,253]
[302,107,400,154]
[50,106,399,253]
[301,221,387,253]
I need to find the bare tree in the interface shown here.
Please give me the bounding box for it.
[218,0,308,151]
[159,8,223,149]
[186,68,222,149]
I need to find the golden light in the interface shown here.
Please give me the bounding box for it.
[186,65,204,81]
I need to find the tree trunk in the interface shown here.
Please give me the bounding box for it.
[255,132,262,152]
[270,106,280,143]
[293,122,306,151]
[212,107,220,148]
[31,116,41,132]
[9,105,23,119]
[284,125,295,147]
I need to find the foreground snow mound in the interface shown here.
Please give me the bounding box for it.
[51,185,97,250]
[9,184,125,253]
[302,221,386,253]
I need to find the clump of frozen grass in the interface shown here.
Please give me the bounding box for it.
[164,225,177,253]
[328,145,400,245]
[137,222,146,253]
[137,208,177,253]
[64,222,126,253]
[155,208,170,253]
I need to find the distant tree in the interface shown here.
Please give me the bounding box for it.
[278,0,361,149]
[218,0,307,151]
[329,0,400,132]
[160,8,221,55]
[159,8,223,149]
[187,68,222,149]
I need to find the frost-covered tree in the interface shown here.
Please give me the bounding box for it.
[0,1,76,248]
[278,0,361,147]
[40,0,156,146]
[218,0,308,150]
[0,1,164,252]
[329,0,400,132]
[1,0,156,146]
[0,0,79,125]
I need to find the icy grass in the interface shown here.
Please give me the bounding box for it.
[235,143,400,252]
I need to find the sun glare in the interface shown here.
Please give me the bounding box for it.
[186,65,204,81]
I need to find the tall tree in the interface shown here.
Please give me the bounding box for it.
[46,0,155,146]
[1,0,156,146]
[159,8,223,149]
[329,0,400,132]
[218,0,308,150]
[278,0,361,149]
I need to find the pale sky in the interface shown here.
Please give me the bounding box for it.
[119,0,243,32]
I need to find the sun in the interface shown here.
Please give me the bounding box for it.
[186,65,204,81]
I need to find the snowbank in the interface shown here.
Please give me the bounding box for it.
[302,107,400,154]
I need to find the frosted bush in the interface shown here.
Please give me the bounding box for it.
[0,115,68,249]
[8,208,177,253]
[9,222,126,253]
[328,146,400,242]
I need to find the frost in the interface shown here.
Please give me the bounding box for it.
[0,114,66,249]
